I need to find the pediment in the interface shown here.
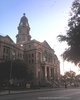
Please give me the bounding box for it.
[5,35,15,44]
[2,35,15,44]
[42,40,51,49]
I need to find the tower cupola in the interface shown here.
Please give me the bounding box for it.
[20,13,29,26]
[16,13,31,45]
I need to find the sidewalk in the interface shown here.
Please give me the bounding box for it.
[0,87,62,96]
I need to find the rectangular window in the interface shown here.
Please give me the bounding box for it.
[3,54,5,59]
[3,46,10,60]
[51,68,54,77]
[3,47,6,53]
[32,53,34,57]
[38,52,41,62]
[32,59,34,64]
[18,53,20,57]
[29,54,31,58]
[29,60,31,64]
[0,43,1,48]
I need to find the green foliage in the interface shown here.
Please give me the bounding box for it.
[62,71,76,86]
[0,60,33,81]
[64,71,76,78]
[13,59,33,81]
[0,61,10,81]
[57,0,80,65]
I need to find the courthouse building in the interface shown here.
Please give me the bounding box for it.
[0,14,60,86]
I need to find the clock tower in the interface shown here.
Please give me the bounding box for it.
[16,13,31,45]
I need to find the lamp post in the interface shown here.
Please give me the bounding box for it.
[9,51,15,94]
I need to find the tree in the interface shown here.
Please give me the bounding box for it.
[64,71,76,86]
[64,71,76,79]
[13,59,33,81]
[57,0,80,65]
[75,74,80,86]
[0,61,11,81]
[0,60,33,81]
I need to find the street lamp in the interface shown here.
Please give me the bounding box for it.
[9,51,15,94]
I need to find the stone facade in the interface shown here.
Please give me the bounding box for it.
[0,14,60,86]
[0,35,23,62]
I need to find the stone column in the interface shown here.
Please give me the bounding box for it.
[49,67,51,80]
[44,66,47,80]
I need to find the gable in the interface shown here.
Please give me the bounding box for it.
[42,40,51,49]
[0,35,15,44]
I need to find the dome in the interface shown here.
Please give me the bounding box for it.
[20,13,28,25]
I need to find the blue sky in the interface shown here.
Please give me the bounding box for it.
[0,0,73,41]
[1,0,78,74]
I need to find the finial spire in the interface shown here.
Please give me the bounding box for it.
[23,13,26,16]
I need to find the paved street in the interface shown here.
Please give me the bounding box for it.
[0,88,80,100]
